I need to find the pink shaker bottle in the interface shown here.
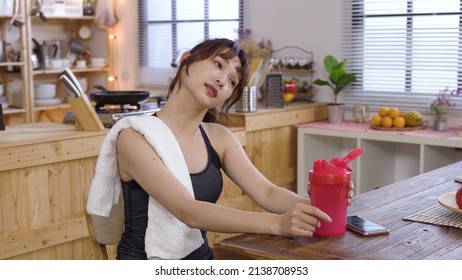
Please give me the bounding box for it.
[308,148,363,236]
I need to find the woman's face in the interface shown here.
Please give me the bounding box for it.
[181,52,241,109]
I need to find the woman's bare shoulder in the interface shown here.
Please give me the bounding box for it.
[201,122,235,139]
[117,127,148,147]
[201,122,238,154]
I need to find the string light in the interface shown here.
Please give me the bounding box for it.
[108,31,118,89]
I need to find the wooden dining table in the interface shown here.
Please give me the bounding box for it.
[213,161,462,260]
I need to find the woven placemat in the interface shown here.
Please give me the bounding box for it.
[403,204,462,229]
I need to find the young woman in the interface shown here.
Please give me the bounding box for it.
[91,38,336,260]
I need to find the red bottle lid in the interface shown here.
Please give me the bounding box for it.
[309,148,364,184]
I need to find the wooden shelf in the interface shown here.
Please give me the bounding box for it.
[3,107,26,115]
[0,62,25,67]
[271,68,314,74]
[31,15,95,21]
[33,67,110,76]
[1,0,30,124]
[33,103,71,111]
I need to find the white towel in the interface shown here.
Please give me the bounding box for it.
[86,115,203,259]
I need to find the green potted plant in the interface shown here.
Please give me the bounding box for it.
[314,55,357,124]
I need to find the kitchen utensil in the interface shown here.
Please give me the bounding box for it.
[43,40,59,59]
[35,98,61,107]
[264,73,283,108]
[89,89,150,106]
[30,0,40,15]
[0,40,4,62]
[60,75,80,98]
[49,59,62,69]
[90,57,106,67]
[235,86,257,113]
[31,53,40,70]
[34,83,56,100]
[256,63,273,88]
[9,0,23,28]
[438,191,462,214]
[75,60,86,68]
[32,38,44,69]
[69,40,85,54]
[248,58,263,86]
[93,85,108,92]
[68,94,106,131]
[0,103,5,131]
[30,0,46,20]
[61,67,85,96]
[78,26,92,40]
[34,40,58,69]
[62,68,105,131]
[353,104,368,123]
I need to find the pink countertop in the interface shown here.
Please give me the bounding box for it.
[297,121,461,139]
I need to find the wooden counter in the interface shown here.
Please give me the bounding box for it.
[213,161,462,260]
[0,102,326,259]
[0,123,107,259]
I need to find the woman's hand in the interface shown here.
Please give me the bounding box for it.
[347,181,354,205]
[276,203,331,237]
[307,181,355,205]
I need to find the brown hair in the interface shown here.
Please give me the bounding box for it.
[168,38,249,122]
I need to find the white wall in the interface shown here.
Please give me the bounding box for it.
[113,0,342,103]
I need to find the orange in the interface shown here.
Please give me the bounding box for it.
[393,116,405,128]
[378,107,389,117]
[380,116,393,128]
[387,107,400,119]
[371,115,382,127]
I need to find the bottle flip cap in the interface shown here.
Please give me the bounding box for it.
[330,147,364,172]
[310,148,364,184]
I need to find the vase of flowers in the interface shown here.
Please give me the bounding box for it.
[429,87,461,131]
[236,29,273,62]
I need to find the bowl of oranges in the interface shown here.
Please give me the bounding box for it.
[370,107,427,131]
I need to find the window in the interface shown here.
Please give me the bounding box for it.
[343,0,462,113]
[137,0,243,88]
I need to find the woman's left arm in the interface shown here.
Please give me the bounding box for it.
[209,124,310,214]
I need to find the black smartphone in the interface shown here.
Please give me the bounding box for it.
[346,215,390,236]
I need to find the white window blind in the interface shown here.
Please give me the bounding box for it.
[137,0,244,88]
[343,0,462,113]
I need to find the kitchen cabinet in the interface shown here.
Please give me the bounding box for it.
[297,121,462,196]
[1,0,31,124]
[0,122,108,260]
[2,0,113,125]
